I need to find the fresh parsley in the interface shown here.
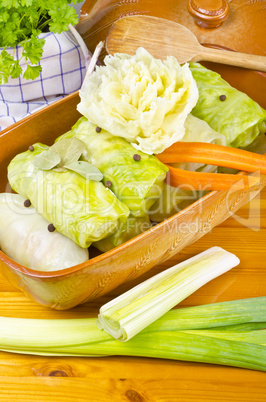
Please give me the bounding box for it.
[0,0,83,84]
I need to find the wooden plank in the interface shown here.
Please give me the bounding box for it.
[219,190,266,228]
[0,366,265,402]
[0,275,16,292]
[0,353,265,380]
[0,182,265,401]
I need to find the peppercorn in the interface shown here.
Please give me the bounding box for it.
[105,180,112,188]
[219,95,226,101]
[95,126,102,133]
[133,154,141,161]
[23,199,31,208]
[47,223,55,232]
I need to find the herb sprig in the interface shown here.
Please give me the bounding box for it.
[0,0,83,84]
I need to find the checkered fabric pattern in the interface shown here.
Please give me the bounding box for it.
[0,30,88,131]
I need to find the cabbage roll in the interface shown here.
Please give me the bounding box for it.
[183,114,226,145]
[56,117,168,217]
[94,214,152,252]
[190,63,266,148]
[0,193,88,271]
[7,144,130,248]
[149,185,202,222]
[173,114,226,173]
[150,115,222,221]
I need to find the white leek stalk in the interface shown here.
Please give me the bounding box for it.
[0,298,265,371]
[97,247,240,341]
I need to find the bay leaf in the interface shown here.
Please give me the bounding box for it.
[33,150,61,170]
[53,167,68,173]
[64,161,103,181]
[51,138,86,167]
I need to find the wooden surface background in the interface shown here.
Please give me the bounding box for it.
[0,188,265,401]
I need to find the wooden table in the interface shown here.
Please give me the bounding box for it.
[0,188,265,401]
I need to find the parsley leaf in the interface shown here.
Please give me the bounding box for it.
[21,0,33,6]
[10,60,23,79]
[48,4,79,33]
[23,36,45,64]
[1,0,20,9]
[0,0,83,83]
[23,64,42,80]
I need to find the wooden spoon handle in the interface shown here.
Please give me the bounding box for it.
[198,45,266,72]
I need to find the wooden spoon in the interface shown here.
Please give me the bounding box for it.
[106,15,266,72]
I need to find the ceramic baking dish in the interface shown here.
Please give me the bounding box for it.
[0,85,265,309]
[0,54,265,310]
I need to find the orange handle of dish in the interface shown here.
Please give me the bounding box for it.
[165,164,260,192]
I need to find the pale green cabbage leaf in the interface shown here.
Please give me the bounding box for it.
[183,114,226,145]
[0,193,88,271]
[94,214,152,252]
[190,63,266,148]
[56,118,168,217]
[149,185,202,222]
[7,144,130,248]
[173,114,227,173]
[149,114,222,221]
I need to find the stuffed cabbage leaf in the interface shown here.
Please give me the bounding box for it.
[150,115,223,221]
[7,144,130,248]
[149,185,202,222]
[174,114,226,173]
[0,193,89,271]
[94,214,152,252]
[56,118,168,217]
[182,114,226,145]
[190,63,266,148]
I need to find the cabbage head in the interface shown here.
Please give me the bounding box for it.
[78,48,198,154]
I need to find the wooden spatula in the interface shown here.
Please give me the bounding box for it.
[106,15,266,72]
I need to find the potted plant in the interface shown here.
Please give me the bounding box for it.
[0,0,90,130]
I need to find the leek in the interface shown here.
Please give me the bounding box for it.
[143,297,266,332]
[181,329,266,345]
[206,322,266,332]
[97,247,240,341]
[0,299,265,371]
[3,332,265,372]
